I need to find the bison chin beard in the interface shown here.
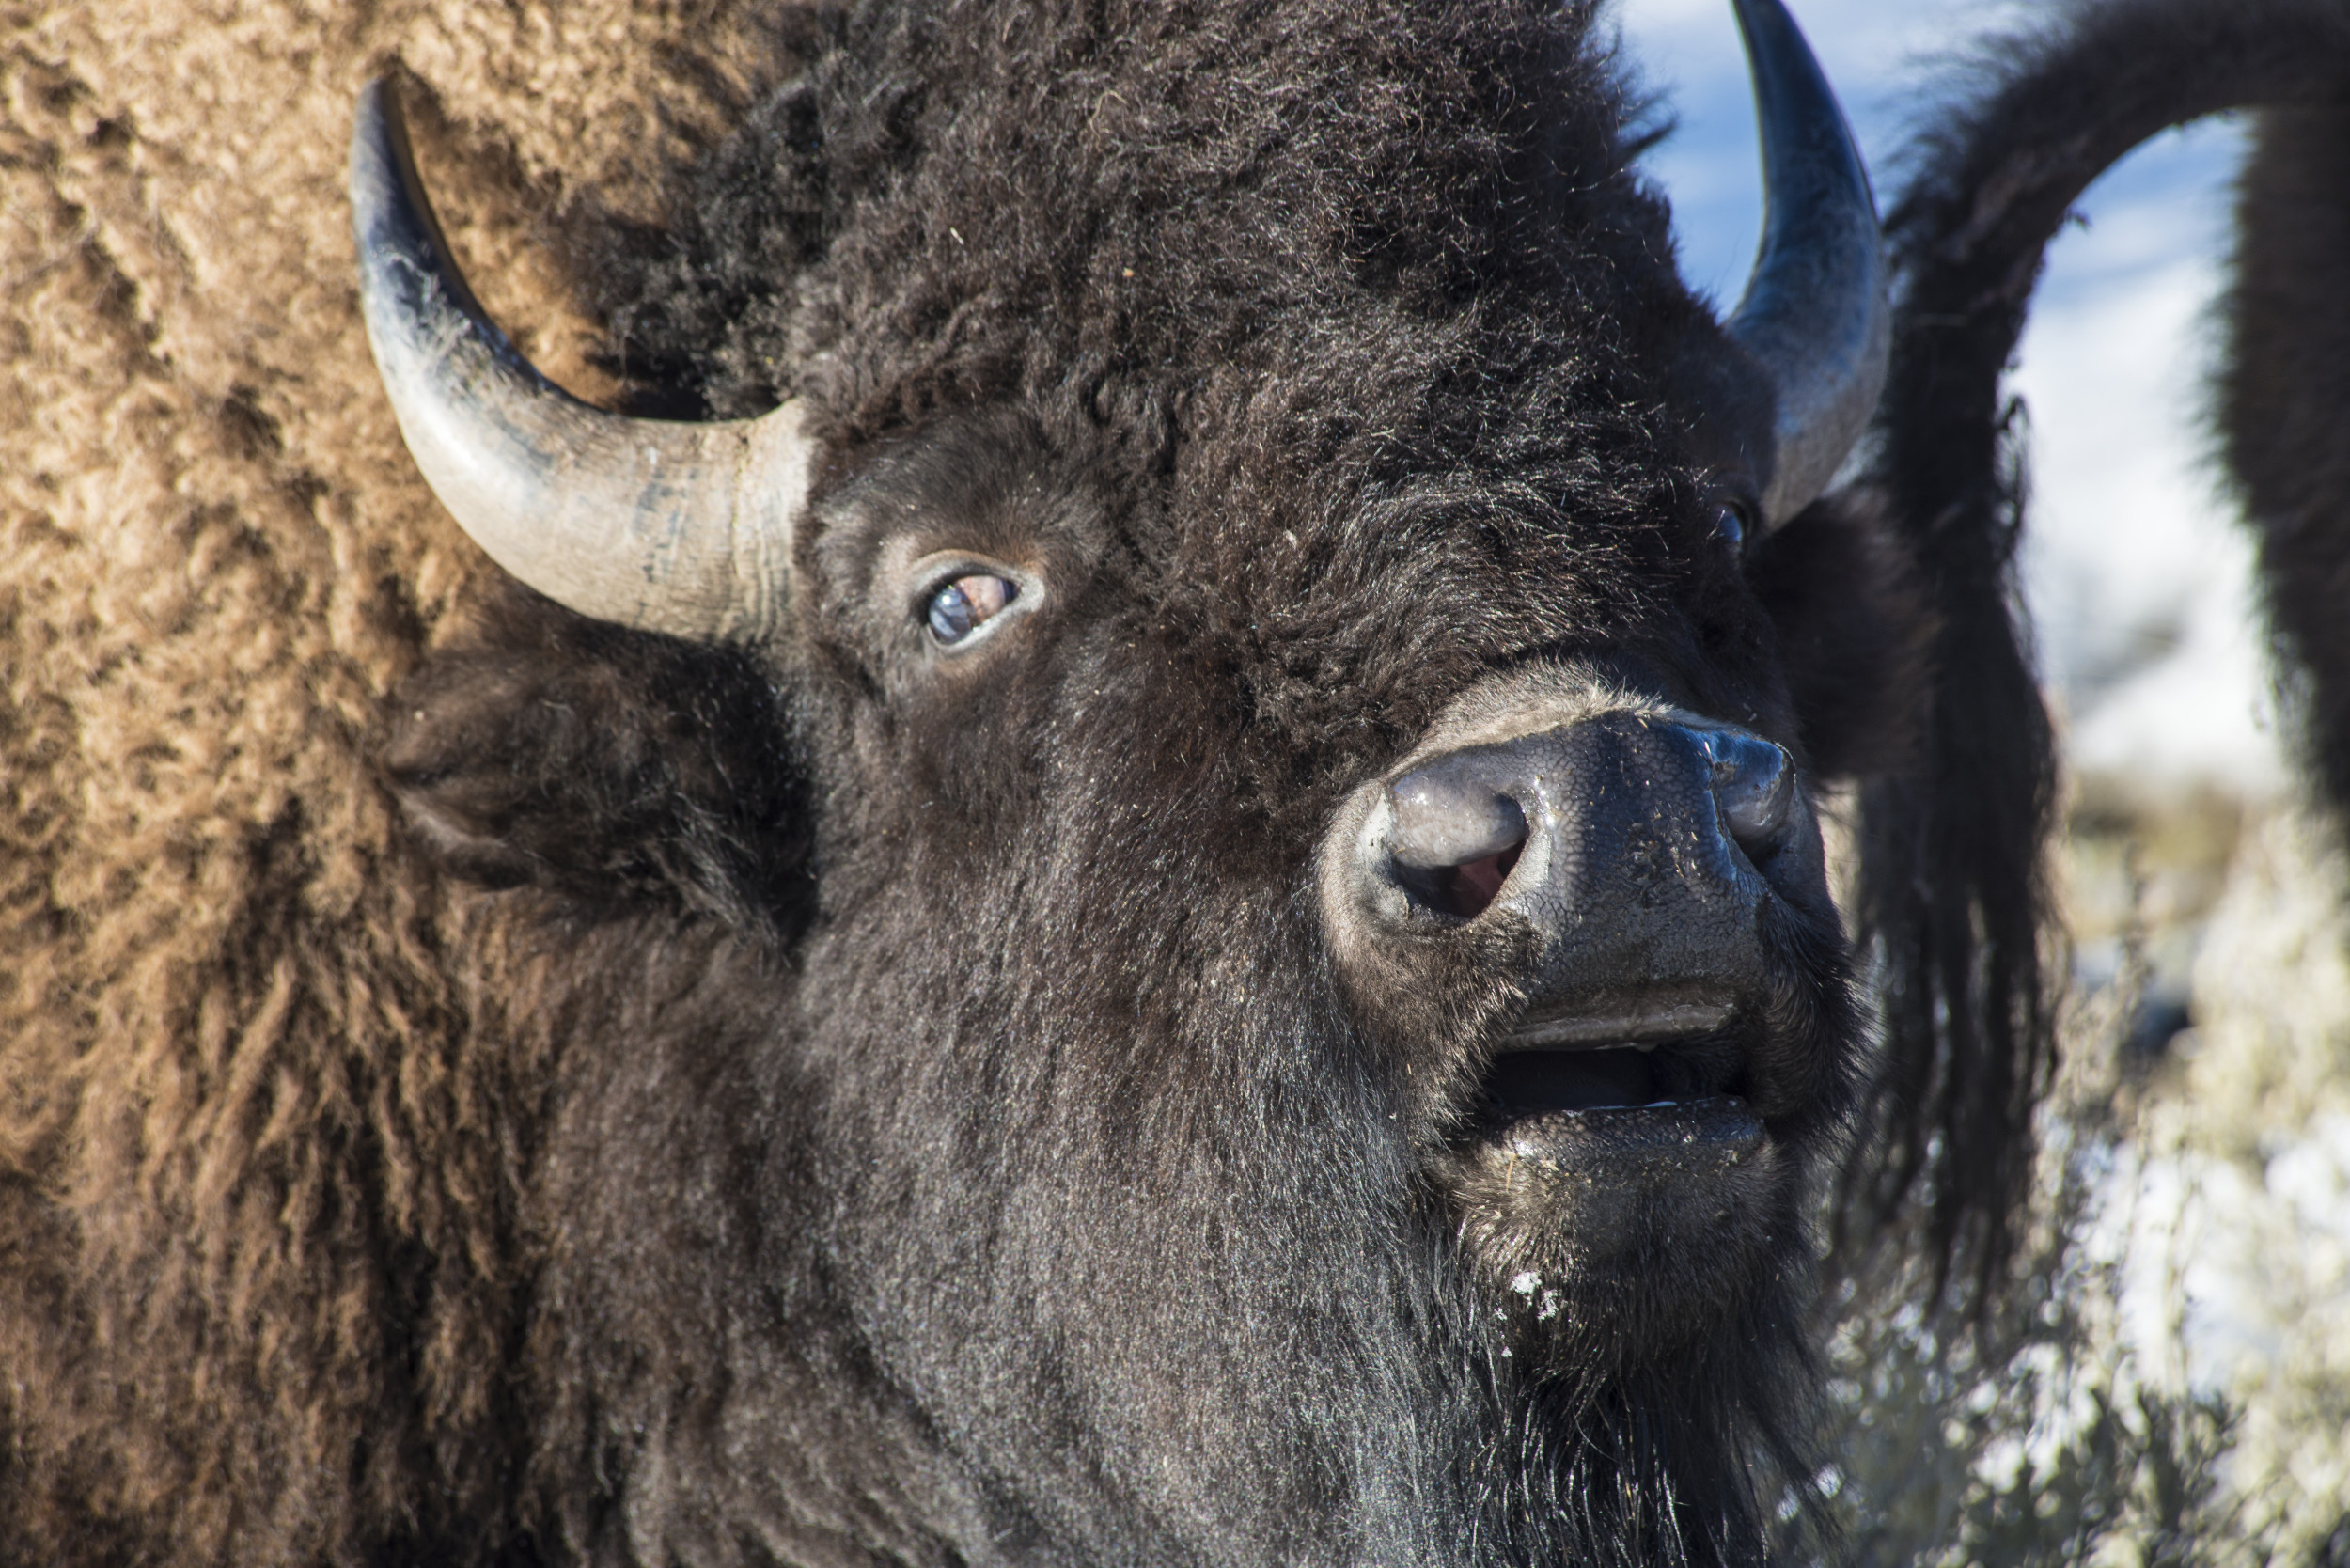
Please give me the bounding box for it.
[1419,978,1860,1564]
[1444,1107,1808,1359]
[1467,1258,1828,1568]
[1437,1142,1828,1568]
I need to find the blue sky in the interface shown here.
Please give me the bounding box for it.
[1614,0,2276,790]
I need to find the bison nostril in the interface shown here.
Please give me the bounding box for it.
[1386,765,1530,920]
[1700,730,1794,850]
[1429,841,1523,919]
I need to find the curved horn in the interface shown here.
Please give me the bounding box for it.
[1726,0,1890,527]
[349,79,810,639]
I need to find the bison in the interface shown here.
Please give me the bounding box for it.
[4,0,2346,1562]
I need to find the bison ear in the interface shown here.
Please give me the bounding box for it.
[1745,485,1934,781]
[384,589,811,927]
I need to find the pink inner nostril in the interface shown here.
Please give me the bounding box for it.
[1434,840,1523,919]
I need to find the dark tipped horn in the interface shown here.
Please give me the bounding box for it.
[349,79,811,639]
[1726,0,1890,527]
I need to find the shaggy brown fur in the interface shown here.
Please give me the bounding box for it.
[0,3,801,1559]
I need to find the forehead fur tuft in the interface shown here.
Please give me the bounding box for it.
[592,0,1703,472]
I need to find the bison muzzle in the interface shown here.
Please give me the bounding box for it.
[1322,672,1850,1336]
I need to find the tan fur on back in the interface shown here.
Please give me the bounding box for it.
[0,3,778,1558]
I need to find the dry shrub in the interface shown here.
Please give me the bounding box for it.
[1801,784,2350,1567]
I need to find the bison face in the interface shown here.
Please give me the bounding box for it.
[362,0,1917,1561]
[788,398,1863,1362]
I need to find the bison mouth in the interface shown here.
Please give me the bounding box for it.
[1462,992,1768,1175]
[1438,990,1798,1341]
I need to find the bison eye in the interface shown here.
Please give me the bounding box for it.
[925,572,1021,647]
[1712,502,1750,557]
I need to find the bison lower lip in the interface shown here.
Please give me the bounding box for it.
[1480,1097,1766,1177]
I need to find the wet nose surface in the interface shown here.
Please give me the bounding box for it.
[1366,713,1804,1004]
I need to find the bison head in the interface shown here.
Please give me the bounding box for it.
[358,1,1917,1561]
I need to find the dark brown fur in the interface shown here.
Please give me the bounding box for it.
[2224,102,2350,815]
